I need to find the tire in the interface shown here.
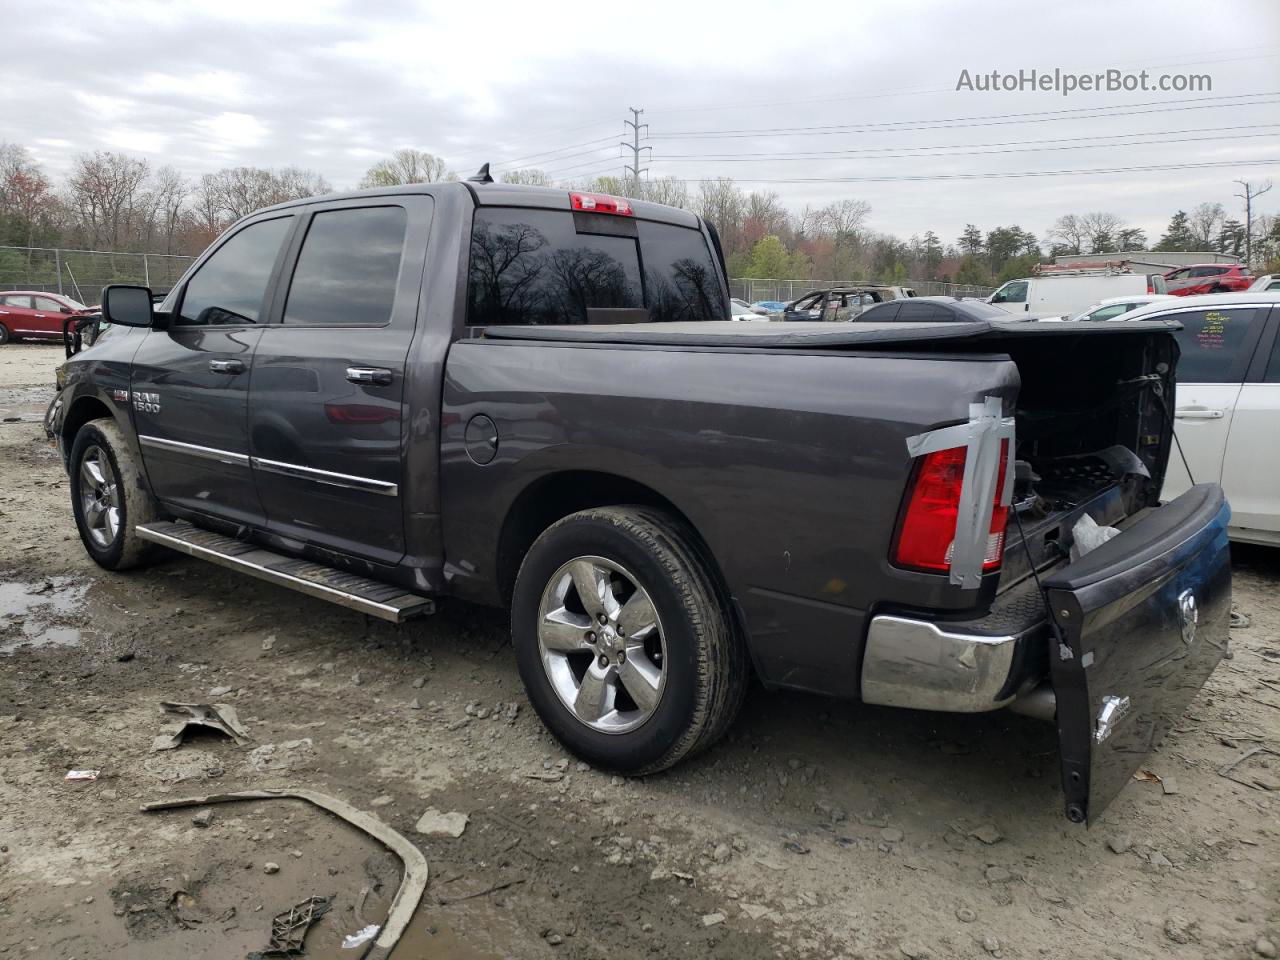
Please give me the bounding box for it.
[69,418,161,570]
[512,506,747,774]
[0,324,10,345]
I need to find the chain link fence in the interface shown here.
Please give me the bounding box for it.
[0,246,196,307]
[729,277,995,303]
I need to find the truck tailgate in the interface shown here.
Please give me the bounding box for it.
[1041,484,1231,823]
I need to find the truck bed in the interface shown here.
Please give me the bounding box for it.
[480,318,1182,350]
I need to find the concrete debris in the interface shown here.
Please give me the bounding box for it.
[261,635,276,651]
[247,738,314,773]
[64,770,99,781]
[1106,835,1132,855]
[969,823,1002,845]
[190,808,214,828]
[414,807,468,838]
[411,676,427,689]
[1162,916,1198,945]
[740,903,772,921]
[712,843,732,863]
[701,912,726,926]
[981,934,1000,955]
[263,862,280,874]
[370,795,394,807]
[208,685,233,697]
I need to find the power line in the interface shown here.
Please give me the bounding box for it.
[649,129,1280,164]
[649,92,1280,140]
[660,158,1280,184]
[490,133,620,168]
[620,107,650,193]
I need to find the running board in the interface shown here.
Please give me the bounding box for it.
[135,520,434,622]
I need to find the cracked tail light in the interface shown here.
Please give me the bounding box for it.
[893,439,1010,574]
[570,192,633,216]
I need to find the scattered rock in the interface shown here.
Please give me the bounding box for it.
[1148,851,1173,869]
[1255,938,1277,959]
[712,843,732,863]
[415,807,468,838]
[731,837,748,853]
[263,862,280,875]
[502,702,520,724]
[956,907,977,923]
[984,866,1013,884]
[701,912,726,926]
[546,933,563,946]
[410,676,427,689]
[370,795,394,807]
[880,828,904,843]
[351,672,364,687]
[982,935,1000,955]
[641,922,654,933]
[741,903,771,921]
[1163,916,1198,945]
[1161,776,1180,796]
[969,823,1003,845]
[1106,835,1132,855]
[190,808,214,828]
[247,739,314,773]
[261,635,276,651]
[208,685,233,697]
[409,698,422,710]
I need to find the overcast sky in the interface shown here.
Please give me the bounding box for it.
[2,0,1278,246]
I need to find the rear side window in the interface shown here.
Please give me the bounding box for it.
[897,301,953,322]
[1,295,33,308]
[1162,307,1264,383]
[178,216,292,326]
[466,208,721,325]
[284,206,408,326]
[859,301,901,322]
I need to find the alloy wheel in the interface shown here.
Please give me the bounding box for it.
[79,445,120,549]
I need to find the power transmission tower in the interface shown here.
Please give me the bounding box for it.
[620,107,650,198]
[1233,178,1273,266]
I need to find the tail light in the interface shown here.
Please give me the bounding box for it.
[1147,276,1154,293]
[893,439,1010,574]
[570,192,633,216]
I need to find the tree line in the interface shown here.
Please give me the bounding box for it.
[2,143,1276,286]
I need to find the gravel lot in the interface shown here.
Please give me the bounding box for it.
[1,343,1277,960]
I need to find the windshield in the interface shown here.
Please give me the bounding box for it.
[466,207,723,325]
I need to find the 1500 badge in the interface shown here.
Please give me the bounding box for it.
[133,391,161,414]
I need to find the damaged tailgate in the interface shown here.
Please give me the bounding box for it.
[1042,484,1231,823]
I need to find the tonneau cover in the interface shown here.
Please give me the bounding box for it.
[481,319,1182,350]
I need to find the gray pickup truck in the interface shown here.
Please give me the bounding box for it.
[46,178,1231,823]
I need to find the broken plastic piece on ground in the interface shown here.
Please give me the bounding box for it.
[1070,513,1121,561]
[64,770,99,781]
[1230,609,1251,629]
[140,788,428,960]
[257,895,331,956]
[343,924,381,949]
[151,701,252,751]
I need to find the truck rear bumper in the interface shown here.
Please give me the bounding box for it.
[860,615,1030,712]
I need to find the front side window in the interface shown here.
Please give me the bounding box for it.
[178,216,292,326]
[284,206,408,326]
[34,296,64,311]
[991,281,1027,304]
[1161,307,1263,383]
[466,208,721,325]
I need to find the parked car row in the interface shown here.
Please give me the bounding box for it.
[0,290,94,343]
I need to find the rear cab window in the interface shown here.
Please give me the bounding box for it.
[466,207,723,325]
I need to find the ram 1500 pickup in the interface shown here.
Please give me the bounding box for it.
[46,177,1231,823]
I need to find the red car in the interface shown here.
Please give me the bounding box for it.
[1163,264,1253,297]
[0,291,93,344]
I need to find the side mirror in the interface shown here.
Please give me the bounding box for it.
[59,306,72,314]
[101,284,155,328]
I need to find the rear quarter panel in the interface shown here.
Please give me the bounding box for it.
[440,339,1019,695]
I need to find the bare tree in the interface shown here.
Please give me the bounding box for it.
[360,149,451,188]
[500,168,555,187]
[67,151,151,249]
[638,177,689,209]
[1047,214,1087,255]
[1079,212,1125,253]
[692,179,746,251]
[1234,179,1274,266]
[203,166,331,223]
[1189,202,1226,249]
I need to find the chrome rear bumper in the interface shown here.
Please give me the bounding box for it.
[860,614,1025,712]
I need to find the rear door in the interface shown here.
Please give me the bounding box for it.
[1043,484,1231,823]
[1152,303,1268,502]
[1219,308,1280,540]
[0,294,38,336]
[31,295,70,338]
[247,197,431,566]
[131,214,296,527]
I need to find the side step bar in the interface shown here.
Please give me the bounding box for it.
[135,520,435,623]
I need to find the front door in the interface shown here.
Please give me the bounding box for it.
[247,198,430,566]
[131,214,295,527]
[1153,303,1268,503]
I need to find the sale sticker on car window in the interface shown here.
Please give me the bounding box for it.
[1197,312,1228,350]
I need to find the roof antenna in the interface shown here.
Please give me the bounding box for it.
[468,163,494,184]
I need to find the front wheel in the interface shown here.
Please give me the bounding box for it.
[512,506,747,774]
[69,419,161,570]
[0,324,10,345]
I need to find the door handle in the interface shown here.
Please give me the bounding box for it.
[346,366,393,386]
[209,358,245,374]
[1174,407,1224,420]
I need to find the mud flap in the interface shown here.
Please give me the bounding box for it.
[1041,484,1231,824]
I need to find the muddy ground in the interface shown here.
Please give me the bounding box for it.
[1,342,1277,960]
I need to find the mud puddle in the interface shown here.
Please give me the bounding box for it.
[0,384,54,424]
[0,574,88,654]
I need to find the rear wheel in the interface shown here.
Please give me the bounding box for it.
[69,419,160,570]
[0,324,10,345]
[512,506,747,774]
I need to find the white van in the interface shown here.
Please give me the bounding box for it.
[987,270,1168,317]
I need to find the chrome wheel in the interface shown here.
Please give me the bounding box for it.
[78,445,120,549]
[536,555,666,734]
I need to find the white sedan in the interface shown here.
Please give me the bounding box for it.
[1071,294,1175,322]
[730,297,769,321]
[1249,274,1280,292]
